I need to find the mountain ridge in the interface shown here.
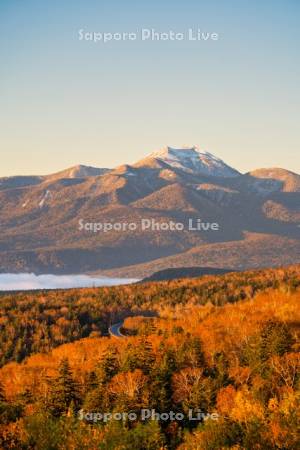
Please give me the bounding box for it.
[0,146,299,276]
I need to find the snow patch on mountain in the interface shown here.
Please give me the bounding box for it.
[39,190,52,208]
[195,183,239,204]
[149,146,240,177]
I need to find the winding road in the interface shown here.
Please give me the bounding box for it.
[109,314,155,338]
[109,321,125,338]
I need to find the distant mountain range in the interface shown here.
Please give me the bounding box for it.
[141,266,233,282]
[1,146,299,277]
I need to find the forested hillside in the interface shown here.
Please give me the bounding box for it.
[0,266,299,448]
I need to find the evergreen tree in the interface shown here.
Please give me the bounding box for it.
[17,387,34,407]
[259,320,294,361]
[179,336,205,369]
[121,343,140,372]
[212,351,230,386]
[0,380,23,425]
[96,344,119,384]
[0,380,5,403]
[85,370,98,392]
[47,358,81,417]
[136,336,155,374]
[150,348,176,411]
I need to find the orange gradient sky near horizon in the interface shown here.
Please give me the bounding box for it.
[1,0,299,176]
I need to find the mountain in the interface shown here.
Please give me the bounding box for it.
[0,146,299,276]
[0,165,109,191]
[0,175,43,191]
[101,232,300,279]
[247,168,300,192]
[45,165,110,181]
[135,146,240,177]
[140,266,233,282]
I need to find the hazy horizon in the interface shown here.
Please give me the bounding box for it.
[1,144,299,178]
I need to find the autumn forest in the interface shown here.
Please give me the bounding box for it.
[0,265,299,449]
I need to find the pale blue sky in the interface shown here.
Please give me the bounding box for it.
[0,0,299,176]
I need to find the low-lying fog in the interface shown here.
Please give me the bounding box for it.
[0,273,138,291]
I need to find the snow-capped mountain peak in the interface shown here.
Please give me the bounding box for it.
[147,146,240,177]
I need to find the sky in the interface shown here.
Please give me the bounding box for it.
[0,0,299,176]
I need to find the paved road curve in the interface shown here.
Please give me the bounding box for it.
[109,322,125,338]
